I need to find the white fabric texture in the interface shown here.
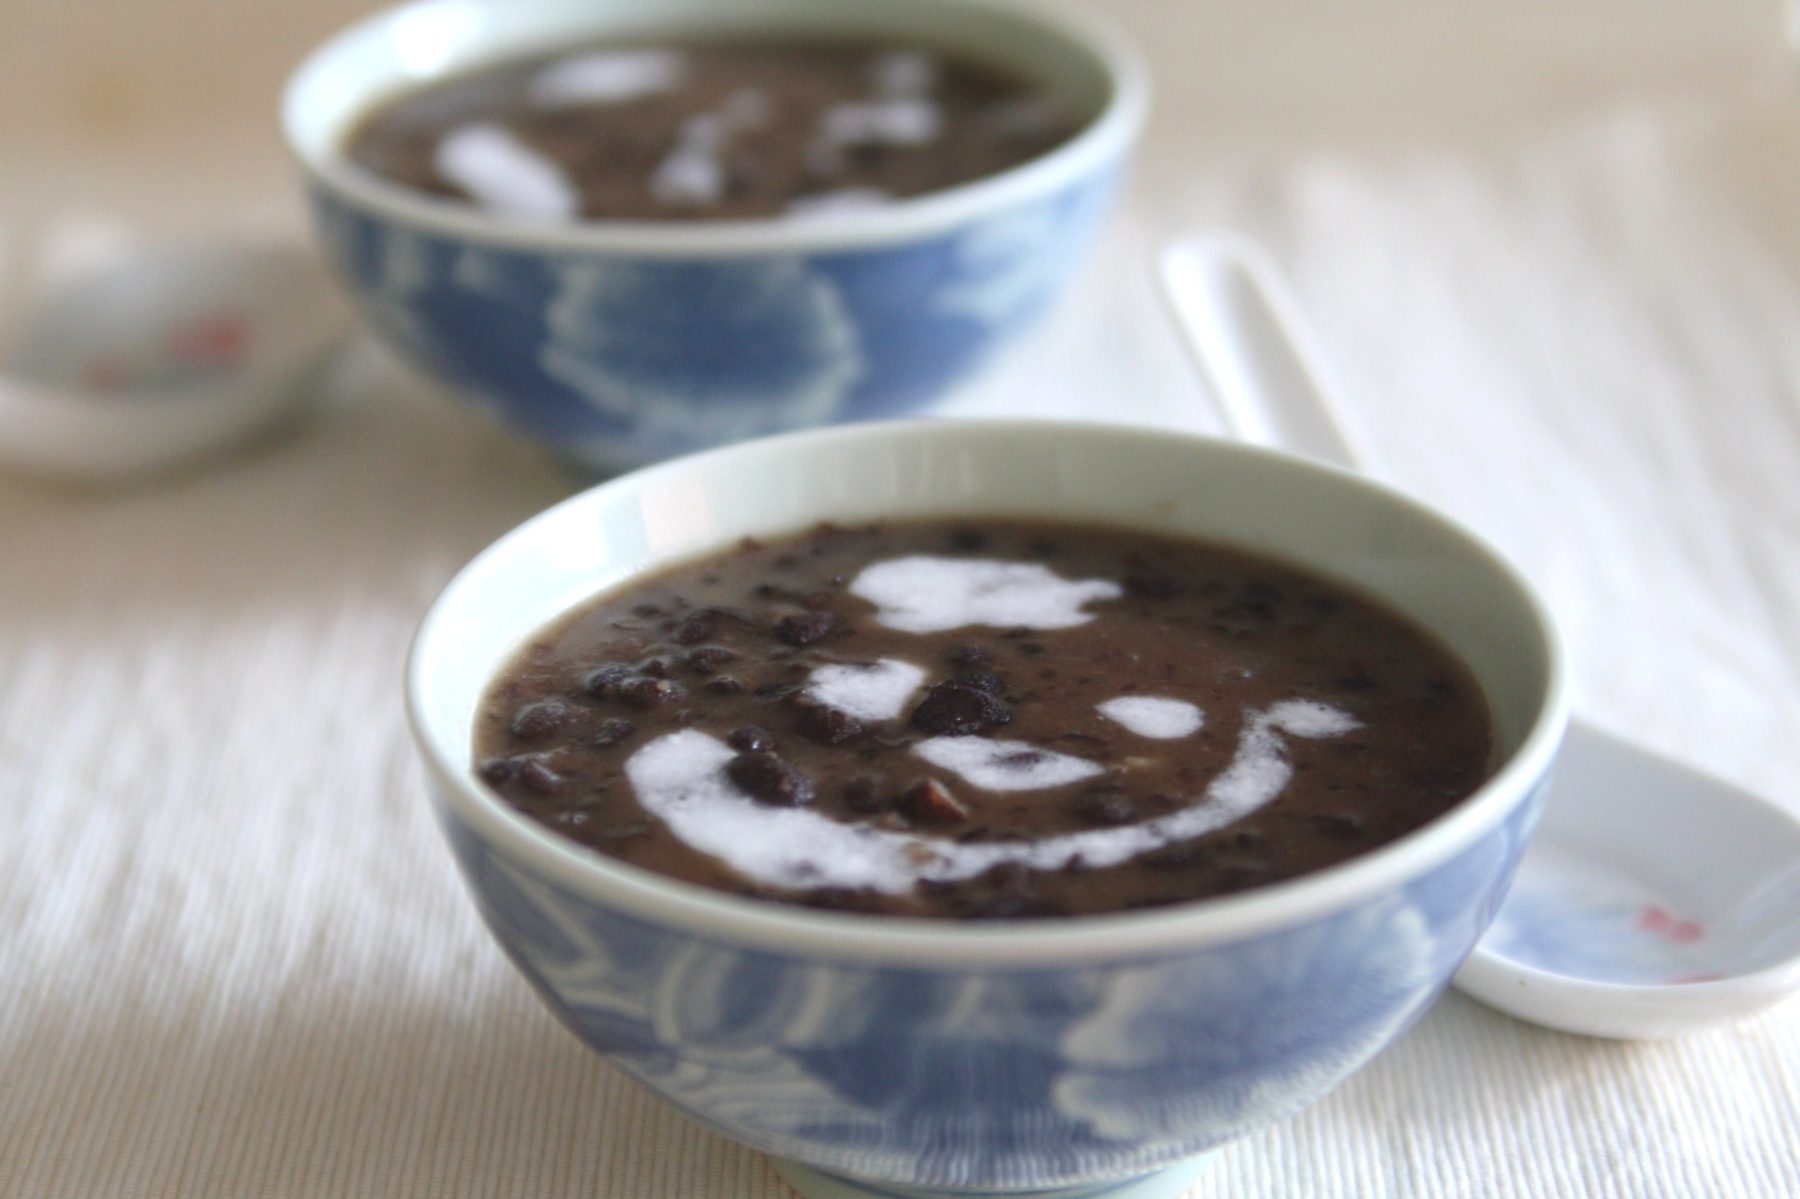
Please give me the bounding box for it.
[3,2,1797,1196]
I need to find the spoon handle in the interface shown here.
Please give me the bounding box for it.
[1157,234,1379,478]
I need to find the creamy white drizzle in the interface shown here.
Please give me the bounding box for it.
[803,659,926,721]
[870,49,939,98]
[528,50,686,107]
[435,123,578,222]
[912,736,1104,791]
[650,90,769,208]
[806,96,943,178]
[848,556,1123,634]
[1097,696,1205,740]
[822,98,942,146]
[622,700,1360,895]
[1207,701,1359,812]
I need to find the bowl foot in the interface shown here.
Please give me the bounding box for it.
[768,1153,1217,1199]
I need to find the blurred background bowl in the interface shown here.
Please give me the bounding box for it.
[283,0,1148,474]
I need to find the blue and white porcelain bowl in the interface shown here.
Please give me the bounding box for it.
[405,420,1570,1199]
[282,0,1147,472]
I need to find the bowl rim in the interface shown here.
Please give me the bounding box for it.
[406,418,1572,966]
[280,0,1150,257]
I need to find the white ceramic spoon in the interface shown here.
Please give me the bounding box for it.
[1159,234,1800,1039]
[0,239,348,482]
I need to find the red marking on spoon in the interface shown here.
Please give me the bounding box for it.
[1638,904,1704,943]
[166,312,252,368]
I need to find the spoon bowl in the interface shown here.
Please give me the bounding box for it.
[0,239,347,482]
[1158,233,1800,1039]
[1456,722,1800,1038]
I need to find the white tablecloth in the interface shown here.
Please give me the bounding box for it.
[3,2,1796,1195]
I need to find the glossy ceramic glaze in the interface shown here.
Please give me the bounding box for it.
[282,0,1147,472]
[406,420,1568,1196]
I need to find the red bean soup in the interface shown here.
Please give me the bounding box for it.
[473,520,1495,920]
[344,37,1085,222]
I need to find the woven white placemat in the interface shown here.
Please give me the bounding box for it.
[3,2,1796,1196]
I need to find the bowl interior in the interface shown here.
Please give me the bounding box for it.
[411,421,1564,950]
[286,0,1121,188]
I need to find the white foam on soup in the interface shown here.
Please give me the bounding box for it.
[650,144,725,207]
[821,98,942,147]
[435,123,578,222]
[804,659,926,721]
[871,50,939,97]
[807,97,943,177]
[650,93,768,208]
[912,736,1105,791]
[622,701,1360,895]
[528,50,686,107]
[1208,701,1361,814]
[848,556,1123,634]
[623,730,920,893]
[1097,696,1205,740]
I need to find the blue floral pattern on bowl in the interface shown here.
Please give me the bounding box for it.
[311,170,1119,471]
[435,778,1544,1194]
